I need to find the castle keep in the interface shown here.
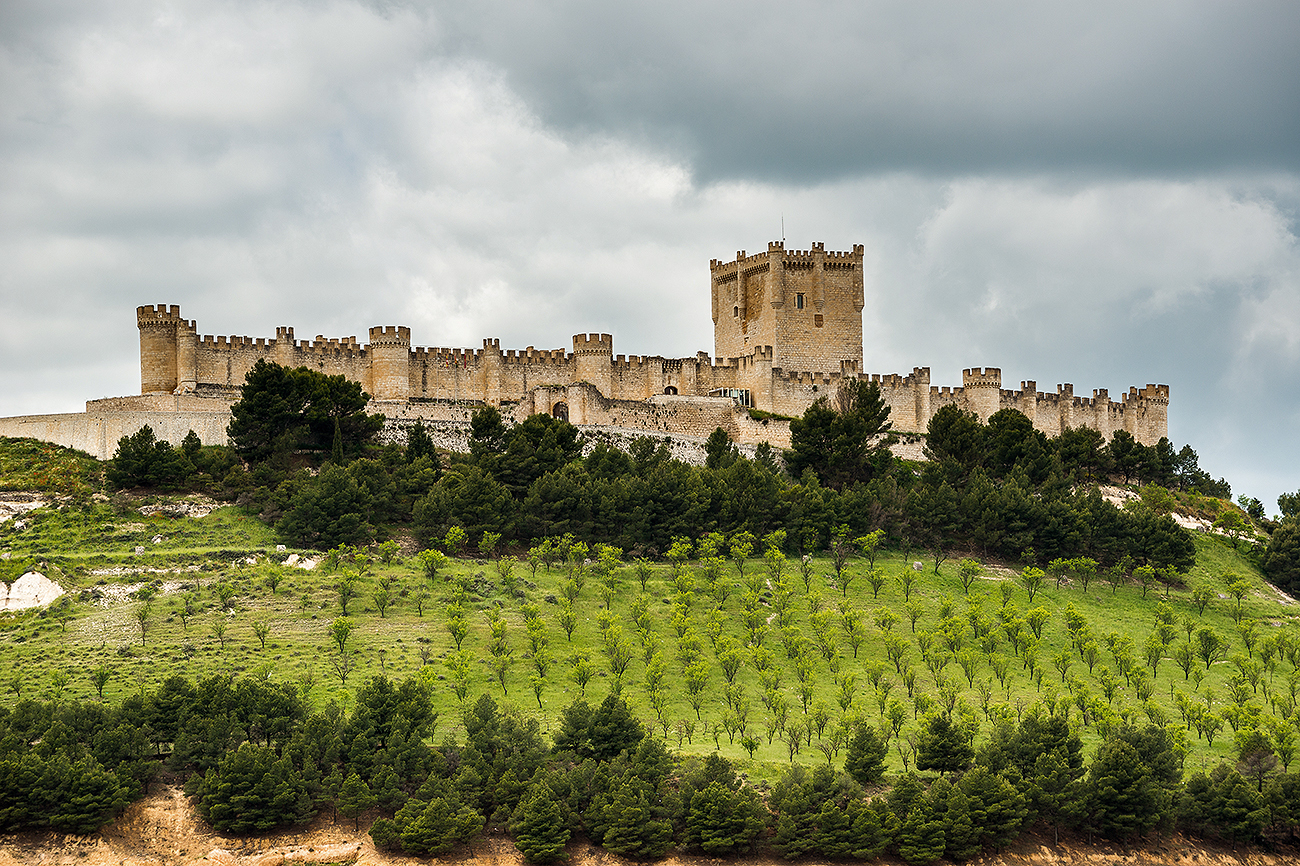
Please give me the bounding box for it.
[1,242,1169,460]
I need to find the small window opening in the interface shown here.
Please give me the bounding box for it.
[664,386,678,395]
[708,387,752,407]
[795,293,805,310]
[733,306,739,318]
[814,314,824,328]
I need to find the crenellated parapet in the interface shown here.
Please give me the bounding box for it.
[572,333,613,355]
[123,244,1166,452]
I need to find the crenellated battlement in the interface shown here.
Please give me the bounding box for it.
[573,333,613,355]
[368,326,410,346]
[710,241,864,272]
[125,247,1165,445]
[137,304,185,325]
[496,346,572,367]
[962,368,1002,388]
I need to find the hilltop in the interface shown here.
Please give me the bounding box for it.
[3,433,1299,862]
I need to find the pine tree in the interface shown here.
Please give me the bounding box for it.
[394,795,485,856]
[942,785,980,860]
[897,798,946,865]
[687,782,766,854]
[1086,740,1166,840]
[511,784,571,863]
[844,722,889,785]
[337,772,376,831]
[845,797,891,860]
[813,799,853,857]
[916,714,974,776]
[600,781,673,859]
[888,772,926,821]
[959,766,1028,849]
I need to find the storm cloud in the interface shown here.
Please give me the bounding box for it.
[1,0,1297,512]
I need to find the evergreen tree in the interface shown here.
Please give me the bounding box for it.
[888,772,926,821]
[511,783,571,863]
[599,781,673,858]
[704,427,738,470]
[786,379,895,489]
[959,766,1028,849]
[846,797,893,860]
[916,713,974,776]
[941,784,980,861]
[407,421,436,464]
[107,425,192,490]
[1180,766,1268,846]
[337,772,376,830]
[844,722,889,785]
[391,795,485,856]
[1262,518,1300,594]
[227,359,383,464]
[686,781,766,854]
[553,695,645,761]
[276,463,376,548]
[1085,739,1168,840]
[191,743,315,833]
[813,799,853,857]
[923,404,985,478]
[897,798,946,865]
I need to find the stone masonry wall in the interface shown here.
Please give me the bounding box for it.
[96,252,1173,459]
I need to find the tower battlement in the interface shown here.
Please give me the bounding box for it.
[962,368,1002,388]
[137,304,185,324]
[121,241,1165,448]
[368,326,411,346]
[573,333,613,355]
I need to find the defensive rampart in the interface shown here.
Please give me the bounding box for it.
[3,244,1168,460]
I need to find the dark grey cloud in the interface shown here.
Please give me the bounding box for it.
[436,0,1300,182]
[0,0,1297,516]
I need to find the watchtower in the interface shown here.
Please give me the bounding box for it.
[137,304,194,394]
[962,367,1002,422]
[573,333,613,396]
[367,326,411,401]
[710,241,864,372]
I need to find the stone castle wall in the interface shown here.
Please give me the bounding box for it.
[3,244,1167,461]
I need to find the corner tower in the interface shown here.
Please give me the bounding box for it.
[710,241,864,372]
[137,304,190,394]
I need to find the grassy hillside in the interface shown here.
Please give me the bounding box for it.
[2,455,1292,784]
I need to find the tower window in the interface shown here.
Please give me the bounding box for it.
[795,293,805,309]
[814,314,824,328]
[733,306,739,318]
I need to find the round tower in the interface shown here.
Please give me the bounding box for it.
[573,333,613,397]
[137,304,182,394]
[367,326,411,401]
[962,367,1002,422]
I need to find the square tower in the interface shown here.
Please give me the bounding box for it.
[710,241,864,372]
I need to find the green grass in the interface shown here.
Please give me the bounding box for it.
[2,488,1293,787]
[0,437,101,494]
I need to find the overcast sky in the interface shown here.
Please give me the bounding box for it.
[2,0,1297,515]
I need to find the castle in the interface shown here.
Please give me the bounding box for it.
[0,242,1168,461]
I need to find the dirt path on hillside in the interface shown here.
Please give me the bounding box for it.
[0,785,1293,866]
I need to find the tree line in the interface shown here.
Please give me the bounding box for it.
[106,361,1300,588]
[5,674,1300,858]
